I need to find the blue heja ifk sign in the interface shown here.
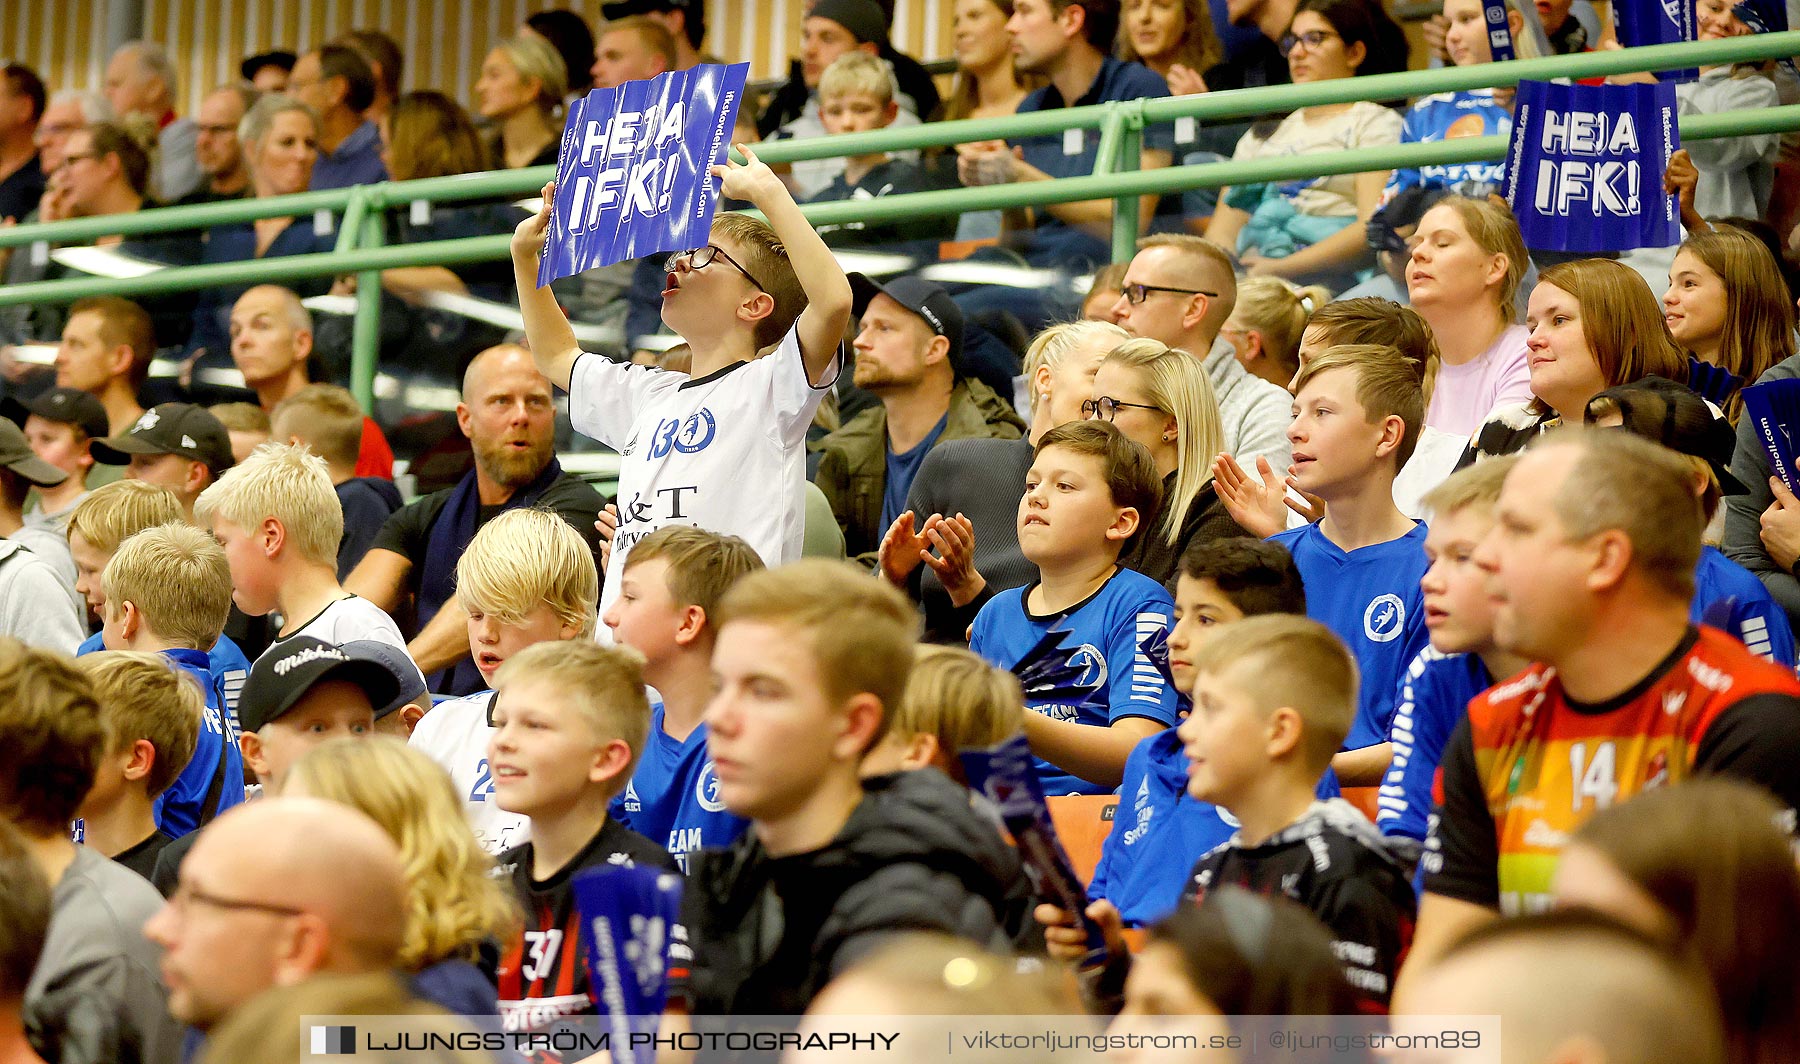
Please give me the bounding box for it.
[1504,79,1681,253]
[538,63,751,286]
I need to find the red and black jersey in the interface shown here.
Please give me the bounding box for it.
[493,818,680,1034]
[1423,626,1800,915]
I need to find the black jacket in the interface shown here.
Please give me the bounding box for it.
[681,769,1024,1014]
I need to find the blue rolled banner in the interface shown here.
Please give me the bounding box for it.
[1740,378,1800,495]
[960,734,1110,969]
[1504,79,1680,253]
[573,864,684,1064]
[538,63,751,286]
[1614,0,1698,81]
[1482,0,1517,62]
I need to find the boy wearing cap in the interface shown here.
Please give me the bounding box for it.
[1585,377,1796,666]
[90,402,235,518]
[148,635,401,894]
[6,387,119,533]
[0,419,86,653]
[345,640,432,738]
[815,274,1025,562]
[98,522,247,836]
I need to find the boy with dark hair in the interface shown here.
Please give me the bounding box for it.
[514,145,852,637]
[1269,344,1430,786]
[486,641,675,1033]
[73,652,203,880]
[1043,616,1416,1012]
[970,420,1179,794]
[684,559,1021,1014]
[1086,537,1309,925]
[0,638,182,1064]
[603,524,764,871]
[99,522,246,837]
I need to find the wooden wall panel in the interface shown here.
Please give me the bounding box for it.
[3,0,959,116]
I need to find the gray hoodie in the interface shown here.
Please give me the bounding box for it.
[1204,337,1294,472]
[0,539,84,654]
[1677,67,1781,221]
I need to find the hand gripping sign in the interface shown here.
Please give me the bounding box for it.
[539,63,751,286]
[1614,0,1699,82]
[1504,79,1680,253]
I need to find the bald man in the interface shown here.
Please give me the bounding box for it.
[143,797,407,1036]
[1394,909,1725,1064]
[345,345,604,693]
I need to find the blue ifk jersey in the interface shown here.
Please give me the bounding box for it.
[154,647,246,837]
[1376,646,1493,845]
[609,702,748,872]
[1692,545,1796,667]
[79,630,252,733]
[1270,522,1431,752]
[970,568,1179,796]
[1385,90,1513,201]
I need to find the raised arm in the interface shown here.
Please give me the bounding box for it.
[714,144,852,385]
[510,181,583,392]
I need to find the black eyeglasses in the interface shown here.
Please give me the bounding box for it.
[1083,396,1164,421]
[169,883,305,920]
[664,244,765,292]
[1280,28,1340,55]
[1122,283,1218,305]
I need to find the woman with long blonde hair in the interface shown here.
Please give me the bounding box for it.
[286,737,521,1014]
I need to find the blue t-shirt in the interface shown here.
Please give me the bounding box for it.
[1385,90,1513,200]
[79,631,253,732]
[1012,57,1177,263]
[1270,521,1431,751]
[1375,646,1493,844]
[154,647,246,837]
[882,414,948,535]
[971,568,1179,795]
[609,703,748,873]
[1692,544,1796,667]
[1093,726,1345,925]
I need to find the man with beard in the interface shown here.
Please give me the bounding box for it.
[814,275,1023,563]
[225,286,393,477]
[348,345,604,694]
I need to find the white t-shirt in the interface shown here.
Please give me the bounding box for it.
[569,325,834,630]
[279,595,408,650]
[409,690,530,856]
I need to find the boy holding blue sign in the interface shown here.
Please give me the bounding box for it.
[513,144,851,633]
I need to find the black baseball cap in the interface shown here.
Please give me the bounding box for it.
[1584,375,1748,494]
[806,0,888,43]
[89,403,234,476]
[0,418,68,487]
[341,640,428,720]
[2,387,110,443]
[240,51,297,81]
[850,273,965,372]
[238,637,405,734]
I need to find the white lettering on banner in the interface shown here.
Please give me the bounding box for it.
[1532,108,1648,219]
[567,102,691,232]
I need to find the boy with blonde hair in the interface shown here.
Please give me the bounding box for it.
[99,522,246,835]
[514,141,852,637]
[604,524,763,870]
[195,442,410,657]
[269,384,401,579]
[1042,615,1415,1012]
[969,421,1179,795]
[487,640,674,1033]
[684,559,1021,1014]
[73,651,202,879]
[860,645,1023,783]
[1260,344,1430,786]
[410,507,599,855]
[807,52,926,249]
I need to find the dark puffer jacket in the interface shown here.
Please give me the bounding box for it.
[680,769,1025,1015]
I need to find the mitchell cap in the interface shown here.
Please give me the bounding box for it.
[806,0,888,43]
[1584,375,1748,494]
[0,418,68,487]
[849,273,965,372]
[341,639,428,720]
[237,637,404,734]
[89,403,234,477]
[1,387,110,443]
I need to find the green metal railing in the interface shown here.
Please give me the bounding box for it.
[2,31,1797,410]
